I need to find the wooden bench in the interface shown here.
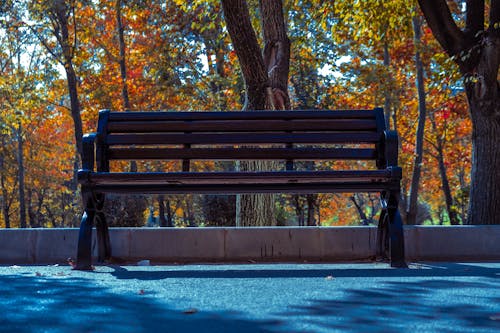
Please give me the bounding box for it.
[76,108,406,269]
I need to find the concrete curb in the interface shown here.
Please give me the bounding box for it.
[1,226,499,264]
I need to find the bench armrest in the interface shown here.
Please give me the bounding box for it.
[377,130,399,168]
[82,133,96,171]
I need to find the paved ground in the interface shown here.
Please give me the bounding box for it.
[0,262,499,333]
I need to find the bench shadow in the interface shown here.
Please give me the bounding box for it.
[0,272,284,333]
[101,263,500,332]
[106,262,500,280]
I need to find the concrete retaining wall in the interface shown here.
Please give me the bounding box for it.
[1,226,499,264]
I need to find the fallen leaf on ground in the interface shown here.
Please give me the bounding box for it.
[67,258,76,268]
[490,314,500,321]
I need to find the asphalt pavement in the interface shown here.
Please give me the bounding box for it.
[0,262,499,332]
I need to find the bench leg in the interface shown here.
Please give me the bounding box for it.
[376,207,389,260]
[75,190,111,270]
[95,212,111,263]
[75,208,95,270]
[387,191,407,268]
[95,194,111,263]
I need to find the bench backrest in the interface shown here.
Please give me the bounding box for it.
[92,108,393,172]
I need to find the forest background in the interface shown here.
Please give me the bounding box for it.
[0,0,486,228]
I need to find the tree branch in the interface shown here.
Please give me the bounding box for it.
[417,0,466,57]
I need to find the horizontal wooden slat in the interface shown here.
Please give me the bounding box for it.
[80,170,394,185]
[106,132,380,145]
[107,110,378,122]
[107,147,377,160]
[107,119,377,133]
[78,170,399,194]
[85,182,399,195]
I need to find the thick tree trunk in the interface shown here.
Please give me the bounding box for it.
[467,98,500,225]
[418,0,500,225]
[222,0,291,226]
[221,0,268,110]
[260,0,291,110]
[467,111,500,224]
[407,15,428,225]
[466,31,500,225]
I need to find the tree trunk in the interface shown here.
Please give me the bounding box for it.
[51,0,84,162]
[17,122,26,228]
[260,0,291,110]
[430,114,460,225]
[350,194,369,225]
[116,0,130,111]
[158,195,167,227]
[0,136,10,228]
[467,90,500,225]
[465,30,500,225]
[417,0,500,225]
[383,42,392,129]
[407,14,428,225]
[294,195,305,226]
[158,195,174,227]
[222,0,291,226]
[115,0,138,174]
[306,194,316,226]
[221,0,268,110]
[64,63,83,162]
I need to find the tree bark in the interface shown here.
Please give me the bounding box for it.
[306,194,316,226]
[1,135,11,228]
[418,0,500,224]
[407,14,428,225]
[429,113,460,225]
[48,0,84,163]
[383,42,392,129]
[222,0,291,226]
[116,0,130,111]
[221,0,268,110]
[260,0,291,110]
[16,122,26,228]
[0,180,10,228]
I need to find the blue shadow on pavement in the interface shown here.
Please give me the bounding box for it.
[0,273,282,333]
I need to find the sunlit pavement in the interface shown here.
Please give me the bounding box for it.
[1,262,499,332]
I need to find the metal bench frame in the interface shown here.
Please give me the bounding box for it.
[76,108,406,269]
